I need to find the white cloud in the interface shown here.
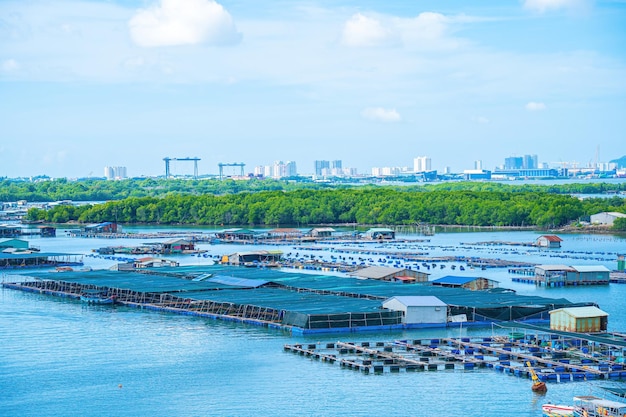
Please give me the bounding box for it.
[361,107,401,122]
[523,0,590,13]
[2,59,20,72]
[129,0,242,47]
[472,116,490,124]
[341,13,395,47]
[341,11,462,50]
[526,102,547,111]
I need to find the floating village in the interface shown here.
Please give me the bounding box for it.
[3,219,626,414]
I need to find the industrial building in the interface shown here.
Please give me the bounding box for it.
[590,212,626,226]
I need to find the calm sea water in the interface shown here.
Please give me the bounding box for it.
[2,229,626,417]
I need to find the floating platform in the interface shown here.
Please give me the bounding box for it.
[1,265,598,334]
[285,331,626,381]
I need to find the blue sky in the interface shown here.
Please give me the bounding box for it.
[1,0,624,178]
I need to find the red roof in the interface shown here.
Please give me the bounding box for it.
[540,235,563,242]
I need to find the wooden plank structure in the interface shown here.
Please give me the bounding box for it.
[285,333,626,382]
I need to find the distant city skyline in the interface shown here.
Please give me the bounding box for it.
[1,0,624,178]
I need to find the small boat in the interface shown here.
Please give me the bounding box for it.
[572,395,626,417]
[80,290,116,305]
[542,404,575,417]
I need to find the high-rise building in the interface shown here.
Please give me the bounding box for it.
[331,160,342,169]
[314,160,330,176]
[523,154,538,169]
[413,156,431,173]
[504,157,523,170]
[104,166,127,180]
[474,160,483,170]
[285,161,297,177]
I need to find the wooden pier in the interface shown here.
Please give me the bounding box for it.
[285,333,626,382]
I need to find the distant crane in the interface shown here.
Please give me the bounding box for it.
[163,157,200,179]
[218,162,245,180]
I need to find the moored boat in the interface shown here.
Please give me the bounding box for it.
[80,290,116,305]
[542,404,575,417]
[572,395,626,417]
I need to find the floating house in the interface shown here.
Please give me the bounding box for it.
[549,306,608,333]
[536,235,563,248]
[37,226,56,237]
[382,296,447,325]
[430,276,499,291]
[534,264,610,286]
[0,238,29,251]
[223,250,283,265]
[0,224,21,238]
[83,222,120,234]
[309,227,335,238]
[0,251,83,269]
[590,212,626,226]
[349,266,429,283]
[569,265,611,285]
[114,257,180,271]
[214,228,261,241]
[268,228,304,239]
[161,238,195,254]
[364,228,395,240]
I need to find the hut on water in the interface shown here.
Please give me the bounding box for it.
[549,306,608,333]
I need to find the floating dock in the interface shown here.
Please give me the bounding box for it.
[285,330,626,382]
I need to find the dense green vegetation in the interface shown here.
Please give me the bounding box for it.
[613,217,626,231]
[25,188,626,228]
[2,177,626,202]
[0,177,330,202]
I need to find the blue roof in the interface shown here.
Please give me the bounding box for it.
[431,276,478,285]
[208,275,270,288]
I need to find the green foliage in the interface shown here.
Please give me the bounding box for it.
[613,217,626,231]
[28,188,625,228]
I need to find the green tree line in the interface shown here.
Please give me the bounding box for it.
[3,177,626,202]
[25,188,626,228]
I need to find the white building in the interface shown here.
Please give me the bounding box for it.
[382,296,447,324]
[104,166,127,180]
[590,212,626,226]
[413,156,431,173]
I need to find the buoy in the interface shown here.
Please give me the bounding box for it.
[118,384,123,389]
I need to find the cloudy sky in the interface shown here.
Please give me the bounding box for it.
[1,0,624,178]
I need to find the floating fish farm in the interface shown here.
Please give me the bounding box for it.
[2,265,596,335]
[285,328,626,383]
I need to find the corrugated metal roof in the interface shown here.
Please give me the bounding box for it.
[539,235,562,242]
[535,265,575,271]
[571,265,611,273]
[349,266,405,279]
[366,228,394,232]
[432,276,477,285]
[208,275,269,288]
[384,296,446,307]
[550,306,608,318]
